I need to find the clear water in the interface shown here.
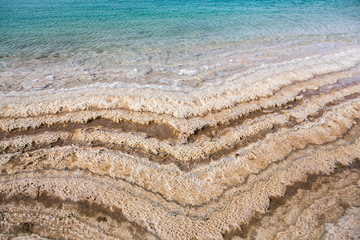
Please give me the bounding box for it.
[0,0,360,95]
[1,0,359,60]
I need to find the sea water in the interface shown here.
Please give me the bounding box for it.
[1,0,360,94]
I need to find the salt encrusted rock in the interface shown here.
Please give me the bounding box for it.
[0,42,360,240]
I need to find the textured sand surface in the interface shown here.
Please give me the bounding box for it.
[1,42,360,239]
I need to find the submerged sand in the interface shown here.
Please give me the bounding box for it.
[0,40,360,239]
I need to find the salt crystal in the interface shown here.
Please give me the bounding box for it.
[45,75,54,81]
[178,69,199,76]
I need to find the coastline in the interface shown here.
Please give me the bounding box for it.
[1,38,360,239]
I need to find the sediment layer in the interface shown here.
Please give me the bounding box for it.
[1,42,360,239]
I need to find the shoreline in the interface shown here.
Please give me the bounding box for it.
[1,38,360,239]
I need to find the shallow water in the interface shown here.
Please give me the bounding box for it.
[0,0,360,94]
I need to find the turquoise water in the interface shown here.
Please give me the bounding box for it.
[1,0,360,60]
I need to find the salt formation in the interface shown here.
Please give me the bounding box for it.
[0,41,360,239]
